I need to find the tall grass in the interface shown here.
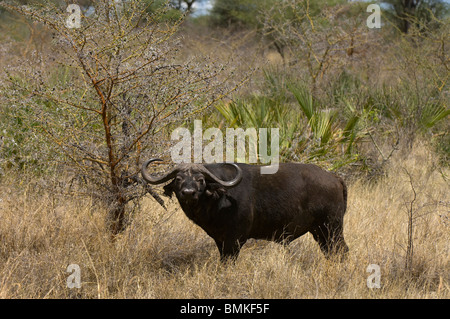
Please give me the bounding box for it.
[0,142,448,298]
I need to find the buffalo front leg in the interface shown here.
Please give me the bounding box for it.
[214,239,245,262]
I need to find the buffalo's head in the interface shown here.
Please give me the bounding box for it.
[141,159,242,206]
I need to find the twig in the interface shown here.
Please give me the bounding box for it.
[403,168,416,272]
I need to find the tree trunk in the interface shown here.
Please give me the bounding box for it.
[106,192,127,239]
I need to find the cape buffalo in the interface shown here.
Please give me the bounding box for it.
[141,159,349,261]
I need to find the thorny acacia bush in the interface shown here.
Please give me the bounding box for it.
[260,0,378,94]
[0,0,244,235]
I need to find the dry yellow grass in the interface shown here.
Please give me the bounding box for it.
[0,142,448,299]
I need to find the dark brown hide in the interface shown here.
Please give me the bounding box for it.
[142,161,348,261]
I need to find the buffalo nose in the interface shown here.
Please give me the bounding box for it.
[182,188,195,197]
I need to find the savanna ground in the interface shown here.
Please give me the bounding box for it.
[0,142,448,298]
[0,0,449,299]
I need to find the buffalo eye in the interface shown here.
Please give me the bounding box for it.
[175,176,183,183]
[197,177,205,185]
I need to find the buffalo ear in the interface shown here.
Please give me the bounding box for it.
[163,180,175,198]
[205,183,226,200]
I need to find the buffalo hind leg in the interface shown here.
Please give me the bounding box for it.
[311,221,348,260]
[215,239,246,263]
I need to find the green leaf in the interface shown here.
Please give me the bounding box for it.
[421,102,450,129]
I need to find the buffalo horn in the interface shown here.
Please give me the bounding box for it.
[199,163,242,188]
[141,158,178,184]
